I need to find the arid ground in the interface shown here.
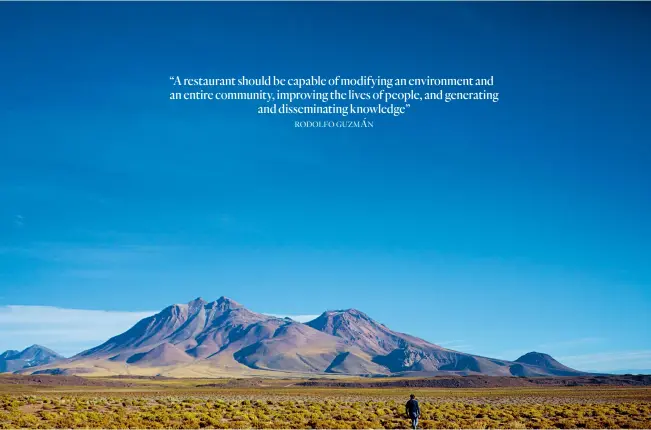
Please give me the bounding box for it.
[1,375,650,429]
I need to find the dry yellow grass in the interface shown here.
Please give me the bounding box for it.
[1,385,650,429]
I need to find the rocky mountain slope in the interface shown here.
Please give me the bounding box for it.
[0,345,64,373]
[15,297,588,378]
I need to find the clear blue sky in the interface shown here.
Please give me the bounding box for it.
[0,2,650,372]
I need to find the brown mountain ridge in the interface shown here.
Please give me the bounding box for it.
[13,297,589,378]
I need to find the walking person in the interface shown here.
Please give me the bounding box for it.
[405,394,421,429]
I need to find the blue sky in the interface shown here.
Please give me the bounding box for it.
[0,2,650,372]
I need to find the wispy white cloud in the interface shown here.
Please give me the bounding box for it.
[485,338,607,363]
[264,313,319,323]
[482,349,528,361]
[14,215,24,228]
[538,337,604,349]
[435,340,473,351]
[0,305,156,357]
[0,243,181,266]
[557,350,651,372]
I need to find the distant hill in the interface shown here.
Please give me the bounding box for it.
[15,297,590,378]
[513,351,584,376]
[0,345,64,373]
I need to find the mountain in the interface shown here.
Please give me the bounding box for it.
[53,296,373,376]
[17,297,588,378]
[513,352,584,376]
[0,345,64,373]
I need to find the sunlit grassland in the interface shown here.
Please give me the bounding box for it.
[1,382,649,429]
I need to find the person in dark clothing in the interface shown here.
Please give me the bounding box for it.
[405,394,420,429]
